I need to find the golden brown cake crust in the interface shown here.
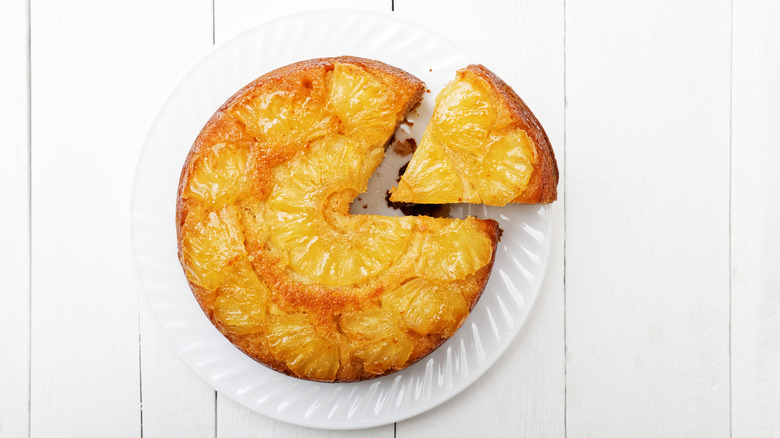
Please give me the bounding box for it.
[460,65,558,204]
[176,57,499,382]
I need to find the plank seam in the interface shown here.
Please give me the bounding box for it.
[728,0,734,437]
[212,4,218,437]
[139,329,144,437]
[562,0,568,437]
[27,0,33,435]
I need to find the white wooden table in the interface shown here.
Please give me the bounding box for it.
[3,1,778,436]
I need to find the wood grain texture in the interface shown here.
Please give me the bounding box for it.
[0,0,30,437]
[731,1,780,437]
[393,1,565,436]
[565,1,731,436]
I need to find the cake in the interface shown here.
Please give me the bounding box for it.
[176,57,500,382]
[390,64,558,206]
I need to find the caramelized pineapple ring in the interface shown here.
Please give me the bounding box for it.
[391,64,557,206]
[180,204,246,291]
[177,58,499,382]
[266,135,417,286]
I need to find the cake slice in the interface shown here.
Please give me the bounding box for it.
[390,65,558,206]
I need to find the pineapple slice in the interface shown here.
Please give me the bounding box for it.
[340,308,414,375]
[392,129,466,204]
[415,218,494,281]
[185,142,251,206]
[213,260,270,334]
[266,135,378,214]
[429,77,495,158]
[391,65,557,206]
[472,131,536,205]
[231,75,336,148]
[308,135,385,192]
[328,63,397,143]
[267,208,414,286]
[382,278,469,337]
[266,136,414,286]
[266,313,340,381]
[180,204,245,290]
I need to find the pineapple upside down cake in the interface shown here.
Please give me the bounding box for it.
[176,57,557,382]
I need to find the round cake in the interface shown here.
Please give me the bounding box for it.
[176,57,500,382]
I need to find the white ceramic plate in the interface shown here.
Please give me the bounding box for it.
[129,8,551,430]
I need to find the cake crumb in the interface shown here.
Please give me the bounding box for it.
[383,134,396,150]
[392,138,417,156]
[408,102,421,118]
[397,162,409,180]
[385,191,452,218]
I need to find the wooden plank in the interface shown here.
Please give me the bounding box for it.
[216,397,392,438]
[128,1,216,438]
[731,1,780,436]
[392,1,565,437]
[565,1,731,436]
[215,0,391,43]
[140,310,217,438]
[212,1,393,436]
[28,1,208,436]
[29,2,141,434]
[132,1,216,437]
[0,0,30,437]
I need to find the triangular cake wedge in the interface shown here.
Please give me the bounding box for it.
[390,64,558,206]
